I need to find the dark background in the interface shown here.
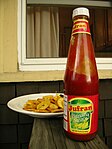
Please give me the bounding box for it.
[0,80,112,149]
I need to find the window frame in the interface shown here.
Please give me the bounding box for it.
[18,0,112,71]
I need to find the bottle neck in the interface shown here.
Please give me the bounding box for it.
[72,15,90,35]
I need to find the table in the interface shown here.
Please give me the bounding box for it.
[29,118,109,149]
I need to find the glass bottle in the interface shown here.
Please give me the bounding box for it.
[63,7,99,141]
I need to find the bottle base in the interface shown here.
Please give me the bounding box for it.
[65,130,97,141]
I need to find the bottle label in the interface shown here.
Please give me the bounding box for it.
[72,19,90,35]
[64,95,98,134]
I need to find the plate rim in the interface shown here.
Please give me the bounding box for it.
[7,93,64,117]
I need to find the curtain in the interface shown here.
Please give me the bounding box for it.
[27,6,59,58]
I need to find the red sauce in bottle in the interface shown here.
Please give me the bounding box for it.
[63,7,99,141]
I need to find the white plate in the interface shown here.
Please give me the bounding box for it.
[7,93,64,118]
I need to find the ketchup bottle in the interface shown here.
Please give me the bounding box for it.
[63,7,99,141]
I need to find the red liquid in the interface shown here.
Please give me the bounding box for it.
[64,71,99,141]
[64,15,99,141]
[64,71,98,96]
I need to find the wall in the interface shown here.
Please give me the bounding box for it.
[0,81,63,149]
[0,0,17,73]
[0,80,112,149]
[0,0,112,82]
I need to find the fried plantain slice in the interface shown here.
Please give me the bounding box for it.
[49,103,58,110]
[57,97,64,109]
[23,94,64,113]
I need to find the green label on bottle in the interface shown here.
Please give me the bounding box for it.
[68,98,93,134]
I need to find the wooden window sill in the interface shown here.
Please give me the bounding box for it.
[0,70,112,82]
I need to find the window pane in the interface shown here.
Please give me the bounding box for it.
[26,6,59,58]
[26,5,112,58]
